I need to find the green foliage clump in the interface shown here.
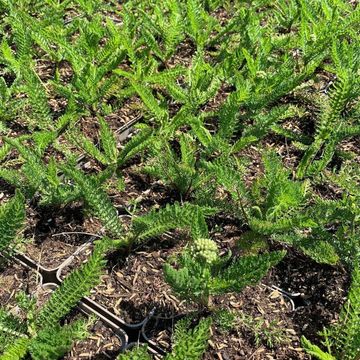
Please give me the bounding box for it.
[0,190,25,254]
[132,202,215,242]
[238,312,290,349]
[143,133,205,198]
[164,247,285,307]
[61,165,123,238]
[212,309,237,333]
[163,210,285,307]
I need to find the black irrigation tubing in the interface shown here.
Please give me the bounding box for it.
[270,285,310,310]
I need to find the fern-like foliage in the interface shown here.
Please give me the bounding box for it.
[2,138,80,206]
[0,338,29,360]
[0,315,88,360]
[205,151,312,230]
[117,125,154,167]
[190,52,222,107]
[29,321,89,360]
[165,317,211,360]
[204,151,344,264]
[231,105,303,152]
[272,230,339,265]
[67,116,118,166]
[22,69,52,130]
[0,190,25,254]
[164,245,285,307]
[143,133,206,197]
[252,151,310,222]
[61,165,123,238]
[45,12,126,112]
[186,0,217,49]
[301,337,336,360]
[139,0,184,60]
[327,264,360,359]
[0,310,27,352]
[297,40,360,178]
[117,345,151,360]
[132,201,215,242]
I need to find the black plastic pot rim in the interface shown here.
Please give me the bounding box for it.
[10,237,166,356]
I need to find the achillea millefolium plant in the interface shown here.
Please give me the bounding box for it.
[163,207,286,308]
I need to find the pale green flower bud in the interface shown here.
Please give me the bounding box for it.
[192,238,218,265]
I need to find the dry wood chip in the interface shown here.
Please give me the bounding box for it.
[89,336,100,341]
[96,332,105,340]
[270,290,281,299]
[156,331,167,341]
[133,272,139,286]
[8,290,16,301]
[162,291,172,302]
[115,271,124,278]
[229,301,242,308]
[136,251,149,255]
[289,347,305,351]
[169,294,178,302]
[104,287,115,295]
